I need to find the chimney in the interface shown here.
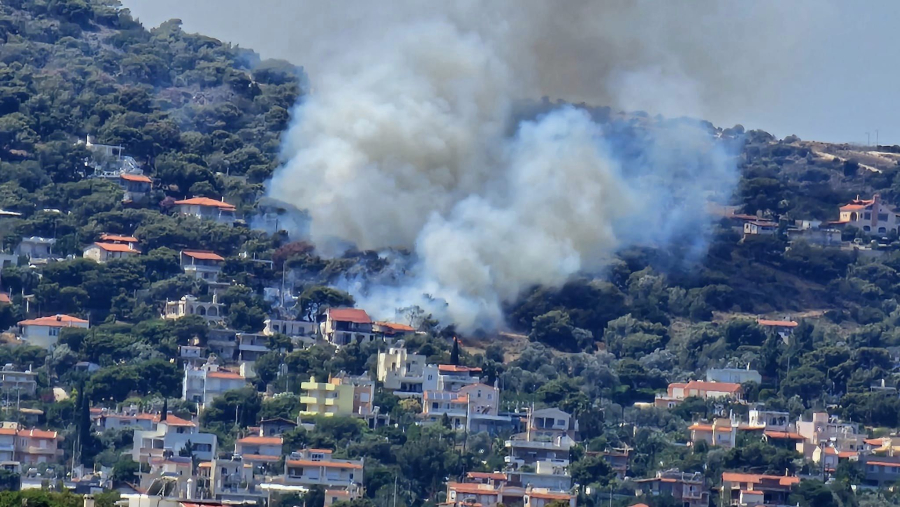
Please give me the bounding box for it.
[56,315,61,322]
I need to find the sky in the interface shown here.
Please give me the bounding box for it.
[124,1,900,145]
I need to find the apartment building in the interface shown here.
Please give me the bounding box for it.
[377,346,426,397]
[445,481,575,507]
[422,383,502,431]
[0,364,37,396]
[234,433,283,468]
[655,380,743,408]
[634,470,709,507]
[299,375,374,418]
[182,358,249,408]
[720,472,799,507]
[132,413,216,463]
[689,418,738,449]
[423,364,482,392]
[796,412,864,458]
[16,428,63,465]
[282,449,364,492]
[264,318,317,338]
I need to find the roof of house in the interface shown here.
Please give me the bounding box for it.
[374,321,416,333]
[0,294,10,304]
[91,242,139,253]
[840,198,875,211]
[260,417,297,426]
[838,451,858,459]
[174,197,236,210]
[757,319,799,328]
[119,174,152,183]
[721,472,800,487]
[240,454,281,462]
[528,491,573,501]
[864,460,900,467]
[237,436,283,445]
[676,380,742,394]
[18,315,88,327]
[181,250,225,261]
[100,234,138,243]
[286,459,363,469]
[326,308,371,324]
[207,370,245,380]
[438,365,483,374]
[155,414,196,427]
[307,449,333,454]
[466,472,507,481]
[823,447,838,455]
[446,483,499,496]
[763,430,805,440]
[689,423,732,432]
[18,429,57,439]
[0,428,16,436]
[866,438,885,446]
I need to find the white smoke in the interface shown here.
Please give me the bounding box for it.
[266,5,742,329]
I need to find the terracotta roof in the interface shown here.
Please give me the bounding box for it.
[680,380,742,393]
[838,451,858,459]
[528,491,573,501]
[91,242,139,253]
[237,436,282,445]
[286,459,363,469]
[757,319,798,328]
[307,449,333,454]
[327,308,371,324]
[207,370,245,380]
[631,504,651,507]
[865,461,900,467]
[240,454,281,462]
[18,315,88,327]
[181,250,225,261]
[174,197,236,210]
[721,472,800,487]
[119,174,152,183]
[466,472,507,481]
[438,365,483,374]
[447,483,499,496]
[865,438,885,446]
[689,423,732,432]
[0,428,16,436]
[18,429,57,439]
[198,462,212,468]
[155,414,196,427]
[100,234,138,243]
[823,447,838,455]
[374,321,416,333]
[0,294,10,304]
[763,431,805,440]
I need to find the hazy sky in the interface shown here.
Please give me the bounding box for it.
[124,1,900,145]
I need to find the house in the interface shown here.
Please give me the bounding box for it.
[83,242,140,263]
[180,250,225,282]
[812,445,839,472]
[200,456,266,502]
[372,321,416,340]
[422,364,483,392]
[178,345,206,365]
[15,237,55,261]
[528,407,579,441]
[655,380,743,408]
[796,412,864,458]
[748,409,791,431]
[164,295,225,324]
[761,430,806,449]
[207,329,239,360]
[118,173,152,202]
[859,455,900,486]
[259,418,297,437]
[838,194,900,235]
[743,220,778,236]
[95,412,157,432]
[720,472,799,507]
[445,481,575,507]
[757,318,798,340]
[131,413,217,463]
[504,407,579,469]
[705,367,761,385]
[234,433,282,468]
[377,346,426,397]
[98,234,139,248]
[264,318,317,339]
[282,449,364,491]
[597,447,630,480]
[634,470,708,507]
[422,391,469,430]
[182,358,249,408]
[0,364,37,396]
[15,427,64,465]
[299,374,374,418]
[174,197,237,225]
[322,308,376,346]
[236,333,271,363]
[139,457,193,494]
[688,418,737,448]
[17,314,89,349]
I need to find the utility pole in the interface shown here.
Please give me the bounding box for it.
[866,132,871,146]
[876,129,880,147]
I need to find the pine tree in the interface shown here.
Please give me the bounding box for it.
[161,397,168,421]
[450,337,460,366]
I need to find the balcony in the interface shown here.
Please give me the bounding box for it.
[20,446,60,455]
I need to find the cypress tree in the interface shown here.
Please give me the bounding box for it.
[450,337,460,366]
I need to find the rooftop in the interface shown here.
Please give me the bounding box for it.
[326,308,371,324]
[18,314,88,328]
[119,173,152,183]
[174,197,236,210]
[91,242,139,253]
[181,250,225,261]
[757,319,798,328]
[721,472,800,487]
[99,234,138,243]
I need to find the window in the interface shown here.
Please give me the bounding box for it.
[49,328,59,337]
[879,227,887,234]
[865,212,872,220]
[864,226,871,232]
[311,453,324,461]
[879,213,889,222]
[432,402,439,409]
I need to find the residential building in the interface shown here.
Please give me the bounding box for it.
[15,237,55,261]
[748,409,791,431]
[372,321,416,340]
[796,412,864,458]
[264,318,317,338]
[838,194,900,235]
[15,427,63,465]
[688,418,737,449]
[597,447,630,480]
[706,367,761,385]
[743,220,778,236]
[812,445,839,473]
[282,449,364,492]
[174,197,237,225]
[118,173,152,202]
[95,412,157,432]
[377,346,426,397]
[655,380,743,408]
[83,242,140,263]
[299,375,374,418]
[259,418,297,437]
[422,391,469,430]
[0,364,37,396]
[0,427,16,464]
[178,345,206,365]
[720,472,799,507]
[180,250,225,282]
[757,318,798,340]
[528,407,579,441]
[164,295,225,324]
[445,482,575,507]
[236,333,271,363]
[98,234,139,248]
[504,407,579,470]
[322,308,376,346]
[234,433,282,468]
[199,456,266,502]
[634,470,708,507]
[423,364,482,392]
[139,457,192,493]
[17,314,89,349]
[132,413,217,463]
[860,455,900,487]
[182,358,249,408]
[207,328,239,359]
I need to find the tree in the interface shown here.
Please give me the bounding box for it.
[112,456,139,484]
[450,337,460,366]
[0,469,20,491]
[161,398,168,421]
[569,454,614,489]
[298,286,355,321]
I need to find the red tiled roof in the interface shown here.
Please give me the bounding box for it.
[466,472,507,481]
[181,250,225,261]
[721,472,799,487]
[18,429,57,439]
[438,365,483,374]
[286,459,362,469]
[865,438,885,446]
[689,423,732,432]
[327,308,371,324]
[838,451,858,459]
[529,491,573,501]
[0,428,16,436]
[866,461,900,467]
[374,321,416,333]
[764,431,805,440]
[100,234,138,243]
[823,447,838,455]
[757,319,798,328]
[19,315,88,327]
[307,449,333,454]
[241,454,280,462]
[174,197,236,210]
[155,414,196,427]
[447,483,499,496]
[681,380,742,393]
[91,242,139,253]
[119,174,152,183]
[0,294,10,304]
[237,436,283,445]
[207,370,245,380]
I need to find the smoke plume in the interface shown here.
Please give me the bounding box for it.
[261,2,758,329]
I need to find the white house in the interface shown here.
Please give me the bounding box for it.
[17,314,89,349]
[422,364,482,392]
[182,358,249,408]
[706,367,762,385]
[322,308,377,346]
[173,197,237,225]
[264,318,317,338]
[180,250,225,282]
[15,237,55,261]
[0,364,37,396]
[163,295,225,323]
[234,433,283,467]
[83,242,140,263]
[283,449,364,491]
[377,346,426,397]
[132,413,217,463]
[838,194,900,235]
